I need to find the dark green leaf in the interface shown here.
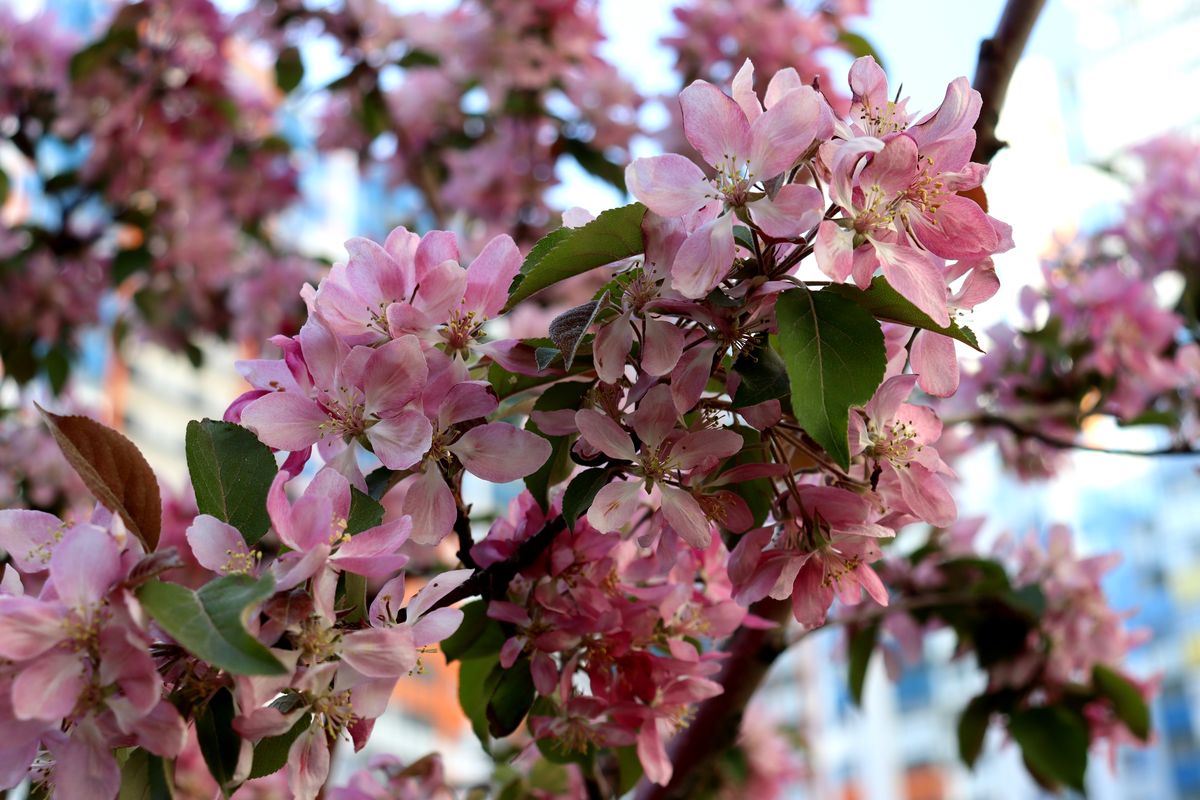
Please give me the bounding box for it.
[957,695,993,767]
[138,575,287,675]
[524,380,592,509]
[616,745,644,795]
[275,46,304,93]
[185,419,276,546]
[195,689,241,797]
[118,748,174,800]
[1093,665,1150,741]
[398,49,439,68]
[43,346,70,396]
[847,621,879,705]
[535,347,561,371]
[731,340,790,409]
[1008,706,1089,794]
[0,168,9,205]
[562,468,609,528]
[112,247,153,285]
[487,657,536,737]
[365,466,399,501]
[825,276,982,351]
[775,289,886,468]
[504,203,647,312]
[442,600,506,662]
[248,714,311,779]
[346,487,385,534]
[459,653,502,750]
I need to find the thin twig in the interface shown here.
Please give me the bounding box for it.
[972,414,1198,457]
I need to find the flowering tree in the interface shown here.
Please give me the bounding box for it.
[0,0,1189,798]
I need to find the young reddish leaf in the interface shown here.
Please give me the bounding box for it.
[38,405,162,550]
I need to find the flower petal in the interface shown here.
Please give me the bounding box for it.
[680,79,752,167]
[625,155,711,218]
[464,234,522,317]
[367,411,434,471]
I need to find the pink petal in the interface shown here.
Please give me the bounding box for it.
[464,234,522,318]
[594,313,633,384]
[672,213,735,299]
[574,410,637,461]
[659,486,712,548]
[0,596,67,658]
[638,718,673,786]
[750,184,823,239]
[438,381,499,427]
[341,626,417,678]
[413,259,468,322]
[849,56,889,109]
[288,726,331,800]
[908,77,981,165]
[332,518,411,578]
[625,155,711,218]
[730,59,761,121]
[748,86,823,178]
[680,79,752,167]
[911,332,960,397]
[50,524,122,611]
[764,68,804,108]
[631,384,678,448]
[240,392,327,452]
[414,229,460,277]
[673,428,743,471]
[13,650,84,720]
[405,468,456,546]
[950,258,1000,310]
[895,463,957,527]
[133,701,188,758]
[412,607,464,648]
[0,510,61,573]
[791,558,834,627]
[407,568,474,620]
[873,241,950,327]
[587,480,643,533]
[366,411,434,470]
[186,515,251,575]
[671,342,717,413]
[908,194,999,260]
[860,134,919,196]
[865,374,919,425]
[641,317,685,376]
[449,423,551,483]
[364,335,428,418]
[368,574,405,626]
[49,721,120,800]
[815,220,854,282]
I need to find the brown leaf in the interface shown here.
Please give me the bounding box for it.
[548,300,601,370]
[38,406,162,550]
[958,185,988,212]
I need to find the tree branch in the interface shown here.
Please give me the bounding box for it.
[972,414,1199,457]
[634,598,791,800]
[971,0,1047,164]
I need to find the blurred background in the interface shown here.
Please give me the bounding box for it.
[2,0,1199,797]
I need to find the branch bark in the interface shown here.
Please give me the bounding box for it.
[972,414,1199,457]
[634,598,791,800]
[971,0,1048,164]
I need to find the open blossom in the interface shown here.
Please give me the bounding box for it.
[576,384,742,547]
[240,317,433,470]
[850,374,956,527]
[816,57,1012,326]
[627,60,831,298]
[0,507,185,796]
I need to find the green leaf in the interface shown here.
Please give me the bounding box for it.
[346,487,385,534]
[442,600,506,662]
[275,46,304,92]
[837,31,887,73]
[535,347,561,371]
[118,748,174,800]
[365,466,399,501]
[185,419,276,546]
[1008,706,1089,794]
[562,468,609,528]
[824,276,982,351]
[398,48,439,67]
[0,168,9,205]
[487,657,536,737]
[957,695,993,767]
[503,203,647,312]
[616,744,645,795]
[775,288,886,468]
[138,575,287,675]
[248,714,312,779]
[548,301,601,371]
[847,621,879,705]
[731,339,790,409]
[43,345,70,396]
[459,653,503,750]
[112,247,153,285]
[561,136,626,192]
[524,380,592,509]
[195,689,241,797]
[1093,665,1151,741]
